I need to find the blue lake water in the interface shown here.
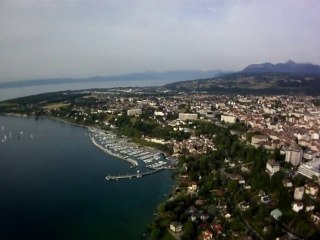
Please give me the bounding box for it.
[0,116,173,240]
[0,79,173,101]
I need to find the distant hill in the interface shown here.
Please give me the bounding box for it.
[0,70,226,89]
[164,72,320,95]
[242,60,320,74]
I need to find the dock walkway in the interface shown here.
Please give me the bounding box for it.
[106,168,163,181]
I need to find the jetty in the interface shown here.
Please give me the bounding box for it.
[106,169,163,181]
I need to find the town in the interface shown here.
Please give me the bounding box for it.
[1,88,320,239]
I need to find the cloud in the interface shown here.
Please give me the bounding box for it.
[0,0,319,82]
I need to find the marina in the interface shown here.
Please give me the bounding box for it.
[88,127,178,180]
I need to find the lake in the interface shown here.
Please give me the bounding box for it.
[0,79,173,101]
[0,116,173,240]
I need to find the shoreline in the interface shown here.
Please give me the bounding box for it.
[47,117,139,168]
[2,114,173,171]
[3,114,138,167]
[2,114,175,171]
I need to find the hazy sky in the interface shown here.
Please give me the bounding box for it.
[1,0,320,82]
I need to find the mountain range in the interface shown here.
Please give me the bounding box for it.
[164,61,320,95]
[242,60,320,74]
[2,60,320,96]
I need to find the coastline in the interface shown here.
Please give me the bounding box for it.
[46,116,140,168]
[2,114,174,171]
[3,114,138,167]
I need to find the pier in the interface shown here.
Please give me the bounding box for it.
[106,169,163,181]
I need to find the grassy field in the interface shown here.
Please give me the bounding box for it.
[42,102,70,110]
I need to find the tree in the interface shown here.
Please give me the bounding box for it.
[181,220,197,240]
[227,180,238,193]
[149,227,161,240]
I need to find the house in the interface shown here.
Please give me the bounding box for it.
[251,135,268,146]
[266,159,280,176]
[221,209,231,218]
[305,205,315,212]
[216,201,227,210]
[303,149,318,161]
[154,111,164,116]
[211,223,223,235]
[282,178,293,188]
[221,114,237,124]
[170,221,183,233]
[200,213,210,221]
[260,195,271,204]
[188,182,198,194]
[127,108,142,116]
[240,201,250,211]
[215,103,226,109]
[292,201,304,212]
[311,212,320,224]
[270,209,283,220]
[202,229,213,240]
[293,187,304,200]
[305,183,319,197]
[238,178,246,185]
[258,190,266,197]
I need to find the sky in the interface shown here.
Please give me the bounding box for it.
[0,0,320,82]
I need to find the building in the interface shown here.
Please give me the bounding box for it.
[294,187,304,200]
[311,212,320,224]
[221,115,237,124]
[270,209,283,220]
[292,201,304,212]
[282,178,293,188]
[154,111,164,116]
[305,183,319,197]
[251,135,268,145]
[285,147,303,166]
[303,149,318,161]
[178,113,198,121]
[170,221,182,233]
[215,103,226,109]
[297,158,320,180]
[202,230,213,240]
[188,182,198,194]
[266,159,280,176]
[127,108,142,116]
[144,137,167,145]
